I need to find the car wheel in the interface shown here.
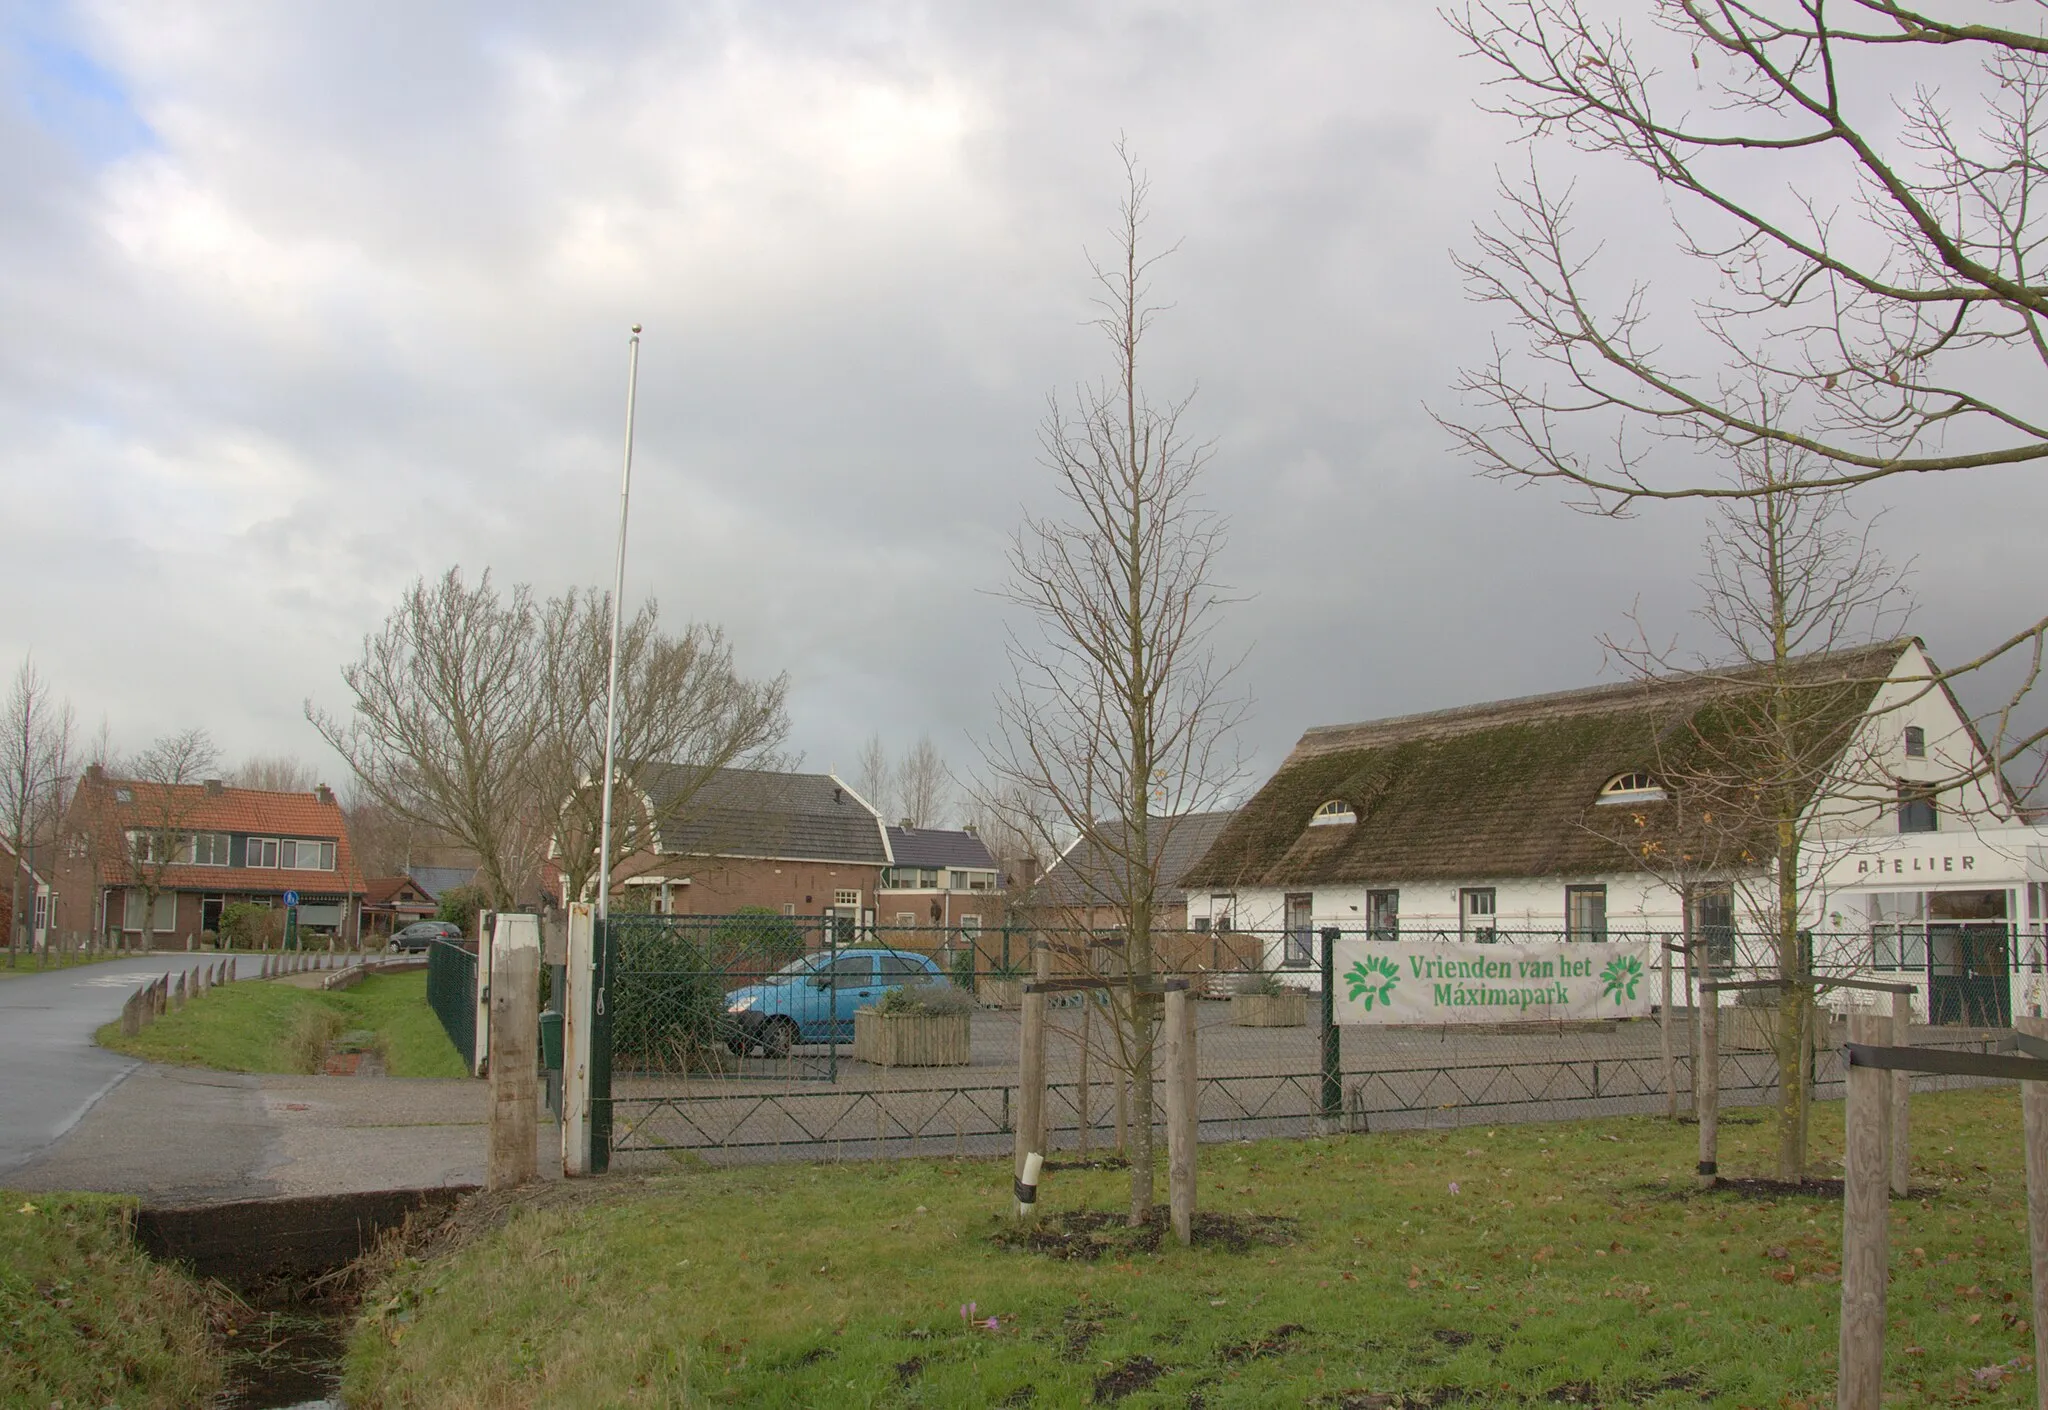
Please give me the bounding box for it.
[762,1017,798,1059]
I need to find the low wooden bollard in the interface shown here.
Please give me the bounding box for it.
[2021,1015,2048,1410]
[1163,981,1197,1246]
[1837,1011,1891,1410]
[1698,986,1721,1186]
[487,914,541,1191]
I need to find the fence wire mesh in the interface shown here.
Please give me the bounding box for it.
[592,920,2036,1166]
[425,937,477,1069]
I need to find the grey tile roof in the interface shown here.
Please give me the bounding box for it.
[886,827,998,870]
[407,865,478,900]
[640,765,890,865]
[1038,810,1238,910]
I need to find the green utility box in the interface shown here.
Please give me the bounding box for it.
[539,1010,564,1071]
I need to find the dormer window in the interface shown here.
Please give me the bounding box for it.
[1596,772,1668,806]
[1904,726,1925,759]
[1309,800,1357,827]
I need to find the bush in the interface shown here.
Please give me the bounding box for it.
[708,908,807,973]
[948,946,977,988]
[286,1006,347,1073]
[219,902,282,951]
[1238,969,1290,997]
[607,920,737,1074]
[435,885,484,938]
[875,979,975,1017]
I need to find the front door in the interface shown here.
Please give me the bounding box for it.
[201,896,224,937]
[1283,894,1313,968]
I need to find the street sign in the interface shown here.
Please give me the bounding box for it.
[282,891,299,908]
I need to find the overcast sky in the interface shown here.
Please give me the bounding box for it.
[3,2,2042,814]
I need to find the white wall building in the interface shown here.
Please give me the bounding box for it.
[1180,640,2044,1024]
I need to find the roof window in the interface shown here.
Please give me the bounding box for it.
[1309,799,1357,827]
[1596,772,1668,806]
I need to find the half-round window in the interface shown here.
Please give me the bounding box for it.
[1309,799,1357,827]
[1596,772,1668,805]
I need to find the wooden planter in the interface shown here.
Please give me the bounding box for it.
[978,978,1024,1011]
[1231,990,1309,1027]
[853,1008,972,1067]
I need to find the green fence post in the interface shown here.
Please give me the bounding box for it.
[1320,927,1341,1127]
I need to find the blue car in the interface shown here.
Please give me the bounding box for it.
[724,948,948,1056]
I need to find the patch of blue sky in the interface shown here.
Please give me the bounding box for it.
[4,15,155,162]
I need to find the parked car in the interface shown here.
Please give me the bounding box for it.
[724,948,948,1056]
[390,920,464,953]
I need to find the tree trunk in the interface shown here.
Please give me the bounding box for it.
[1774,834,1810,1181]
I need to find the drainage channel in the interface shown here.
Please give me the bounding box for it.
[137,1187,473,1409]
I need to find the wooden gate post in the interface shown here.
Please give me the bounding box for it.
[1163,981,1197,1246]
[561,903,595,1177]
[1698,982,1721,1187]
[2019,1014,2048,1410]
[1891,988,1913,1199]
[1837,1011,1891,1410]
[486,914,541,1191]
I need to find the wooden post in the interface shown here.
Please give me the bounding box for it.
[1661,938,1676,1119]
[120,988,140,1037]
[487,914,541,1191]
[561,903,594,1178]
[1163,982,1197,1246]
[1015,949,1046,1185]
[2019,1014,2048,1410]
[1837,1011,1891,1410]
[1077,996,1092,1158]
[1698,983,1720,1187]
[1890,989,1912,1199]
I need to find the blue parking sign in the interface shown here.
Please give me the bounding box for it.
[283,891,299,908]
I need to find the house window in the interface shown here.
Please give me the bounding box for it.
[192,833,230,866]
[1565,885,1608,942]
[33,892,47,930]
[1367,889,1399,941]
[1309,800,1357,827]
[246,838,279,868]
[1210,894,1235,933]
[834,889,860,908]
[278,839,336,870]
[894,911,917,926]
[1692,884,1735,971]
[1460,888,1497,942]
[782,904,796,917]
[1283,893,1314,968]
[122,892,176,933]
[1897,783,1938,834]
[1904,726,1926,759]
[1869,893,1927,970]
[1596,772,1668,805]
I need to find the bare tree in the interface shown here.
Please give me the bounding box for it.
[309,569,548,910]
[981,144,1246,1225]
[1440,0,2048,779]
[1,658,74,960]
[1602,428,1915,1177]
[535,587,790,908]
[118,729,221,953]
[895,733,952,828]
[231,754,320,793]
[855,733,893,822]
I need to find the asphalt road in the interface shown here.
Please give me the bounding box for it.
[0,953,222,1178]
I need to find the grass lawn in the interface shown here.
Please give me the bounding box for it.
[342,1087,2036,1408]
[1,1191,224,1408]
[96,970,467,1078]
[0,949,127,979]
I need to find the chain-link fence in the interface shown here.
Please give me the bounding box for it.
[425,937,477,1069]
[590,919,2035,1168]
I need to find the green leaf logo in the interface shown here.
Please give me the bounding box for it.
[1600,955,1643,1004]
[1344,955,1400,1011]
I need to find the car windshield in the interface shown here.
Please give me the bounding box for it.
[764,955,825,984]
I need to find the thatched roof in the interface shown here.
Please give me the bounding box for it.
[1180,641,1914,889]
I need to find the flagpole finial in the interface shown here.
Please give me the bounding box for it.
[631,323,642,334]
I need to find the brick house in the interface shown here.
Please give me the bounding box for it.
[589,765,891,932]
[2,837,52,950]
[56,766,367,948]
[876,825,1003,943]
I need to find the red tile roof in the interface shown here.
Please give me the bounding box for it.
[74,777,366,895]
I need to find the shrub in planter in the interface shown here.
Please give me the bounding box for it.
[855,981,974,1066]
[1231,972,1309,1027]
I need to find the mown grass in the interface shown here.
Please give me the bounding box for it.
[342,1087,2036,1408]
[0,948,127,979]
[0,1191,225,1408]
[96,970,467,1078]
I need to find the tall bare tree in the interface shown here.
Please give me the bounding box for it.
[1,658,74,960]
[1440,0,2048,781]
[231,754,320,793]
[982,144,1246,1225]
[854,733,893,822]
[1604,426,1914,1177]
[310,569,548,910]
[535,587,790,908]
[895,733,952,828]
[118,729,220,953]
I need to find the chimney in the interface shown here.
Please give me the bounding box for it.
[204,778,224,796]
[899,818,913,829]
[85,763,105,783]
[962,823,978,836]
[315,784,335,805]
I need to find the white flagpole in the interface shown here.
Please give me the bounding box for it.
[595,324,642,925]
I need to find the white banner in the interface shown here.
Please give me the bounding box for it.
[1331,939,1658,1025]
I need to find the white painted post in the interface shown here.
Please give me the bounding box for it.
[473,910,495,1079]
[487,913,541,1191]
[562,902,595,1177]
